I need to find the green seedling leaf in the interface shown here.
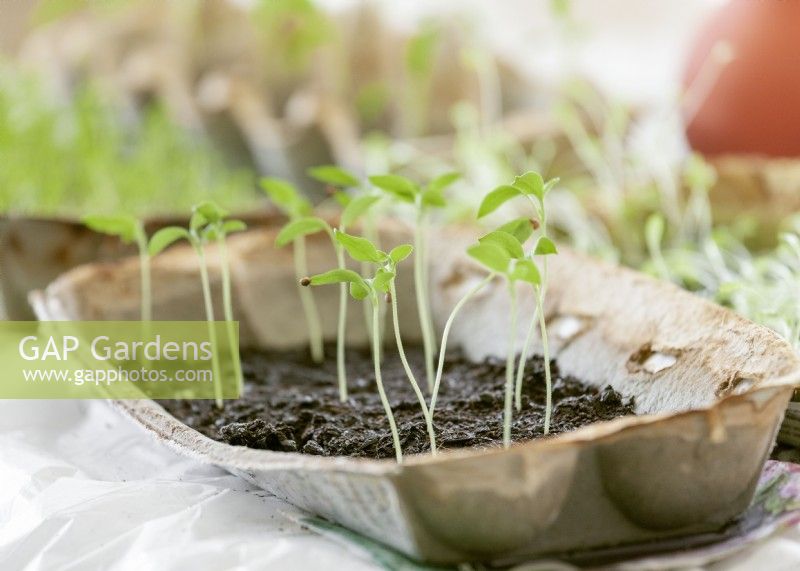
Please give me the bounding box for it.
[467,242,511,274]
[223,220,247,234]
[308,268,367,288]
[477,185,521,218]
[510,258,541,285]
[349,281,370,300]
[335,230,385,263]
[542,177,560,195]
[420,187,447,208]
[373,268,395,293]
[341,195,381,228]
[149,227,190,256]
[275,217,331,247]
[260,177,312,217]
[308,165,360,188]
[427,171,461,193]
[513,171,545,200]
[496,218,535,245]
[534,236,558,256]
[389,244,413,263]
[83,214,140,243]
[479,230,524,259]
[190,211,208,233]
[194,200,227,224]
[369,174,417,203]
[332,190,351,207]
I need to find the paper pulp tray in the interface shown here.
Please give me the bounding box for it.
[29,222,800,564]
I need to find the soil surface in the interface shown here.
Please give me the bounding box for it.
[161,345,635,459]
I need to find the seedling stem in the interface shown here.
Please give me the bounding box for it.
[389,281,436,454]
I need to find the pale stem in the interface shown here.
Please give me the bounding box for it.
[335,245,348,401]
[514,303,540,411]
[503,282,518,448]
[197,246,223,408]
[293,236,324,363]
[372,295,402,463]
[514,257,548,411]
[538,287,553,435]
[217,234,243,396]
[362,213,384,356]
[136,229,151,323]
[413,209,435,392]
[430,273,494,413]
[390,280,436,455]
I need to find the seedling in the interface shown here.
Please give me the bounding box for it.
[303,231,436,462]
[275,168,382,401]
[148,202,245,406]
[197,202,248,394]
[83,214,151,322]
[478,172,559,433]
[261,178,324,364]
[369,172,461,393]
[463,228,542,448]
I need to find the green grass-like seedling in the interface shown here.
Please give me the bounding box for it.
[478,171,559,434]
[83,214,151,323]
[302,231,436,462]
[369,172,461,394]
[149,201,245,406]
[463,228,542,448]
[271,167,383,402]
[261,177,325,364]
[197,202,248,395]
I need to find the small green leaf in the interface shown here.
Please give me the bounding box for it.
[335,231,385,263]
[479,230,524,259]
[496,218,535,245]
[477,185,521,218]
[190,211,208,233]
[83,214,140,243]
[467,242,511,274]
[369,174,417,203]
[332,190,351,207]
[149,227,190,256]
[309,268,367,287]
[513,171,545,199]
[260,177,312,217]
[308,165,361,188]
[534,236,558,256]
[389,244,413,263]
[373,268,395,293]
[510,259,541,285]
[543,177,560,195]
[421,187,447,208]
[341,195,381,228]
[349,281,370,300]
[203,225,221,241]
[194,200,227,224]
[222,220,247,234]
[427,171,461,193]
[275,217,330,247]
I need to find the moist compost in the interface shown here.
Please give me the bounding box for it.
[161,345,635,459]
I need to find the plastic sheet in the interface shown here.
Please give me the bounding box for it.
[3,398,800,570]
[0,400,376,571]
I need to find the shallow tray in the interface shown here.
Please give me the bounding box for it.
[30,223,800,564]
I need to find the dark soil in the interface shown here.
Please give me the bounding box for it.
[160,344,635,459]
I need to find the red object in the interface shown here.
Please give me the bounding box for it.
[683,0,800,158]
